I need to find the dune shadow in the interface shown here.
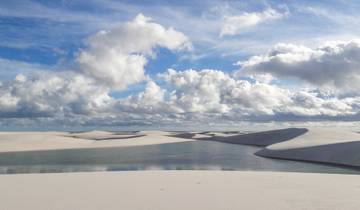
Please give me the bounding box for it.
[110,131,140,135]
[67,134,146,141]
[171,128,308,147]
[90,134,146,141]
[256,140,360,168]
[171,133,197,139]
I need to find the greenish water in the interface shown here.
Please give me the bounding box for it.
[0,141,359,174]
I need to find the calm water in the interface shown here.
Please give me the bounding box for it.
[0,141,359,174]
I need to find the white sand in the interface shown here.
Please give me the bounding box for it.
[263,128,360,149]
[179,128,309,146]
[0,171,359,210]
[0,130,194,152]
[1,129,360,209]
[257,128,360,167]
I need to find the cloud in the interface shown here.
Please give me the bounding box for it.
[2,12,360,127]
[157,68,359,119]
[220,7,287,37]
[160,68,285,116]
[1,68,360,126]
[118,80,170,114]
[0,70,113,118]
[0,58,52,80]
[0,13,191,121]
[161,69,232,113]
[77,13,191,90]
[237,40,360,92]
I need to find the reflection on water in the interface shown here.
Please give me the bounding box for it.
[0,141,359,174]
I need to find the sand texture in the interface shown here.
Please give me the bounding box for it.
[0,130,194,152]
[256,128,360,167]
[0,171,360,210]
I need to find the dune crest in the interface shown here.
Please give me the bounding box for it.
[172,128,360,168]
[201,128,308,146]
[171,128,308,146]
[256,128,360,168]
[0,131,194,152]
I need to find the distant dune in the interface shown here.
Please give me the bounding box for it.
[172,128,360,168]
[195,128,308,146]
[1,128,360,168]
[0,130,194,152]
[256,128,360,168]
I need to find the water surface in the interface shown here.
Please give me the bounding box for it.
[0,141,359,174]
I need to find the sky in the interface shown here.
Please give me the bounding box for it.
[1,0,360,130]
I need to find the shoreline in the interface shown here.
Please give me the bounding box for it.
[1,128,360,174]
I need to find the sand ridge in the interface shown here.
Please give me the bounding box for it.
[172,128,360,168]
[1,128,360,168]
[256,128,360,167]
[172,128,308,146]
[0,130,195,152]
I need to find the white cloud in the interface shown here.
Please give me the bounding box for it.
[0,58,52,80]
[161,69,233,113]
[143,68,360,121]
[286,91,356,117]
[237,40,360,92]
[220,7,287,37]
[2,12,360,127]
[0,14,191,121]
[1,68,360,125]
[77,13,191,90]
[119,80,169,113]
[0,71,112,118]
[161,69,313,116]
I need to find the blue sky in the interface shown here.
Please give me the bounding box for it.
[2,0,360,129]
[2,0,360,77]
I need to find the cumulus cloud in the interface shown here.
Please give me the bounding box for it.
[77,13,191,90]
[155,68,360,120]
[1,68,360,125]
[159,68,291,115]
[118,80,170,114]
[220,7,287,37]
[2,13,360,127]
[0,71,112,118]
[237,40,360,92]
[0,13,191,122]
[161,69,232,113]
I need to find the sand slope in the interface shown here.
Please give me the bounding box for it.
[0,171,359,210]
[173,128,360,168]
[257,128,360,167]
[0,131,194,152]
[197,128,308,146]
[2,128,360,168]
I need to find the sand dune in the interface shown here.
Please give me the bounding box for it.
[172,128,308,146]
[66,130,145,140]
[0,130,194,152]
[172,128,360,168]
[202,128,308,146]
[1,129,360,209]
[256,128,360,167]
[1,128,360,168]
[0,171,359,210]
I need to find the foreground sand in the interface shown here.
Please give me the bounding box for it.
[0,170,359,210]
